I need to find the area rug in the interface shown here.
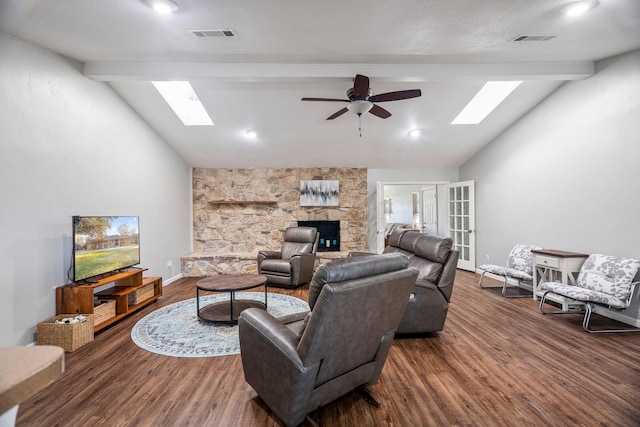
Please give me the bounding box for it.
[131,292,309,358]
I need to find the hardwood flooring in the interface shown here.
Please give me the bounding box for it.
[17,270,640,426]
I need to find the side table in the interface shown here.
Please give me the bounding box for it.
[531,249,589,310]
[196,274,267,325]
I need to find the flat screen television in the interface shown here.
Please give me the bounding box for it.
[72,215,140,282]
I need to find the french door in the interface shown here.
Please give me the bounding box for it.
[448,181,475,271]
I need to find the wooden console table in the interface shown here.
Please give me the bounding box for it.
[531,249,589,310]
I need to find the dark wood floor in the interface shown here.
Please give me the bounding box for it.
[17,270,640,426]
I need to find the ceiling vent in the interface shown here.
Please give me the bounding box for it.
[189,29,236,38]
[511,34,557,42]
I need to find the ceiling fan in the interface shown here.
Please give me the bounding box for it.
[301,74,422,121]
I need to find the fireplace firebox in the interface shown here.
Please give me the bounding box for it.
[297,220,340,252]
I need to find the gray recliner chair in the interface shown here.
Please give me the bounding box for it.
[239,253,418,427]
[257,226,319,288]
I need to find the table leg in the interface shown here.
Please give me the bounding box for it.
[264,283,268,309]
[229,291,235,322]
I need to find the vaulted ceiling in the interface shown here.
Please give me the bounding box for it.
[1,0,639,168]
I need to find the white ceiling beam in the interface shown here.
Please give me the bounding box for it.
[84,62,594,82]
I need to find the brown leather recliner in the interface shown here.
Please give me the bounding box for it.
[239,253,418,427]
[257,226,319,288]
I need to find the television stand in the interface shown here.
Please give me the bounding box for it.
[56,268,162,332]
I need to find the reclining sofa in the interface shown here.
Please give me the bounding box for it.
[354,229,459,334]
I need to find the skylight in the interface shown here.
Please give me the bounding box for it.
[451,81,522,125]
[151,81,214,126]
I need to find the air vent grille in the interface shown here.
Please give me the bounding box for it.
[189,29,236,38]
[511,34,557,42]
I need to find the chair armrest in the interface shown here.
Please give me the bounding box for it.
[257,250,281,268]
[413,279,438,291]
[239,308,304,369]
[238,308,320,426]
[289,253,316,285]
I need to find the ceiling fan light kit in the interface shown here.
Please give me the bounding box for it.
[347,100,374,116]
[302,74,421,121]
[301,74,421,137]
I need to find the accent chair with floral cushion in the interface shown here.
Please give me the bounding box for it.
[478,243,542,298]
[539,254,640,333]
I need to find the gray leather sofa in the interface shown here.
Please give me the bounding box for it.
[352,229,459,334]
[239,253,418,427]
[257,226,319,288]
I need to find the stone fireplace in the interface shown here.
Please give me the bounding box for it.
[182,167,368,276]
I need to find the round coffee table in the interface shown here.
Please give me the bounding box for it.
[196,274,267,324]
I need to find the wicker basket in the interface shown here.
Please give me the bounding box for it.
[128,282,155,305]
[37,314,94,352]
[93,299,116,325]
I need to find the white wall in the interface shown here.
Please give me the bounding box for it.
[459,49,640,323]
[367,168,458,252]
[0,34,192,346]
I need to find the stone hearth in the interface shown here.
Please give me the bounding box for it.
[181,251,349,277]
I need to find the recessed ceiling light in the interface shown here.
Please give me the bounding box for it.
[151,81,213,126]
[451,81,522,125]
[146,0,179,14]
[565,0,598,16]
[246,130,257,139]
[408,129,422,138]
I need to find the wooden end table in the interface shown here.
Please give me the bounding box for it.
[196,274,267,325]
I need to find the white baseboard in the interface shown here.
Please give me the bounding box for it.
[593,305,640,328]
[163,273,183,286]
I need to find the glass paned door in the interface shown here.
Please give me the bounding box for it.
[448,181,475,271]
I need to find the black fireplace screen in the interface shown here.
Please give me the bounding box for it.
[297,220,340,252]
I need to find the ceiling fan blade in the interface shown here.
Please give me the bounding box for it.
[327,107,349,120]
[369,89,422,103]
[302,97,350,102]
[353,74,370,98]
[369,104,392,119]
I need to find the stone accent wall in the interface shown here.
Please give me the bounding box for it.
[190,167,368,258]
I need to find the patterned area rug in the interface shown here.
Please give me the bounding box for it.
[131,292,309,358]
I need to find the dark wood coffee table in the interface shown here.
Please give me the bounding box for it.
[196,274,267,324]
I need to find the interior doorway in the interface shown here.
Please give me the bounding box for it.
[376,182,448,253]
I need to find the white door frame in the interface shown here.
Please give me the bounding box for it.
[447,180,475,271]
[375,181,449,253]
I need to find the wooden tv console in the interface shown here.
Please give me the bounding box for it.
[56,268,162,332]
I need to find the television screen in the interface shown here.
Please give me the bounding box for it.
[73,216,140,282]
